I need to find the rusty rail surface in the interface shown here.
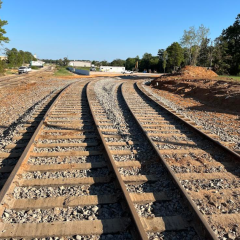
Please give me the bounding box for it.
[0,80,147,239]
[121,82,218,240]
[0,82,75,213]
[136,82,240,159]
[86,81,148,240]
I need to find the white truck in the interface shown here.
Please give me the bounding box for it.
[18,66,31,74]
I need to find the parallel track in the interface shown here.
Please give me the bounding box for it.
[0,78,239,239]
[121,81,240,239]
[0,87,70,189]
[0,81,141,239]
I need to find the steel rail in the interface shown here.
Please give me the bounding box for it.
[0,82,76,211]
[136,82,240,159]
[121,82,218,240]
[86,81,148,240]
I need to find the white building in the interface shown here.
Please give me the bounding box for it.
[69,61,91,68]
[0,56,7,61]
[100,66,125,73]
[30,60,45,67]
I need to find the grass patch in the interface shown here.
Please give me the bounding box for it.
[5,69,17,75]
[218,75,240,81]
[31,66,41,70]
[54,67,73,76]
[74,67,100,71]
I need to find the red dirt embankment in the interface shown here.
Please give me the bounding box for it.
[152,66,240,113]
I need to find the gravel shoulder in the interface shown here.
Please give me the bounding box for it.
[0,76,78,136]
[143,81,240,151]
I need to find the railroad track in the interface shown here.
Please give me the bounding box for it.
[0,68,53,88]
[0,87,67,190]
[0,80,135,239]
[0,78,239,239]
[121,81,240,240]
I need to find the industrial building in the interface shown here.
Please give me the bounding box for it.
[100,66,125,73]
[0,56,7,61]
[69,61,91,68]
[30,60,45,67]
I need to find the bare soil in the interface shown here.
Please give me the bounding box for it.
[152,66,240,113]
[0,73,76,134]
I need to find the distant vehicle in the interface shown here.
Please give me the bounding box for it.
[18,66,29,74]
[122,70,133,74]
[90,67,96,71]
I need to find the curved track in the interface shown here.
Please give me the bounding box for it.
[0,81,138,239]
[0,87,65,189]
[0,78,239,239]
[122,81,240,240]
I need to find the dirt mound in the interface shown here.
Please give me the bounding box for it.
[151,78,240,113]
[150,66,240,112]
[180,66,218,78]
[156,66,218,81]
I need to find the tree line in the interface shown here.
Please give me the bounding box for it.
[1,0,239,76]
[157,14,240,75]
[5,48,37,67]
[94,14,240,75]
[34,14,240,76]
[42,58,70,66]
[0,2,37,74]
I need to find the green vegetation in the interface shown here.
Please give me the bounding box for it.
[5,69,17,75]
[74,67,100,71]
[54,66,73,76]
[31,66,41,70]
[0,0,9,75]
[124,14,240,74]
[75,67,90,71]
[42,57,69,66]
[166,42,184,71]
[0,1,9,45]
[218,75,240,81]
[6,48,36,68]
[33,13,240,76]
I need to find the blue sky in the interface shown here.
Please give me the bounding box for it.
[1,0,239,61]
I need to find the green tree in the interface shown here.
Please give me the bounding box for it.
[162,50,168,73]
[58,59,63,66]
[100,60,109,66]
[149,57,159,72]
[6,48,35,67]
[158,49,168,73]
[181,24,209,65]
[6,48,18,67]
[0,59,6,75]
[63,57,70,66]
[197,38,214,67]
[166,42,184,71]
[125,58,136,70]
[139,53,152,71]
[111,58,125,67]
[0,1,9,46]
[221,14,240,74]
[157,49,164,72]
[0,0,9,75]
[212,36,231,74]
[18,50,25,65]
